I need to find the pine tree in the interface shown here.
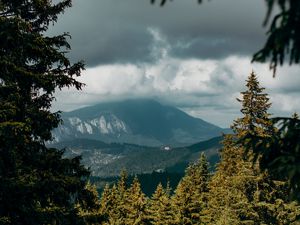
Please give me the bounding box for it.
[124,176,148,225]
[147,183,175,225]
[233,72,300,224]
[100,175,148,225]
[232,71,274,139]
[98,184,113,222]
[115,170,130,224]
[77,182,103,224]
[207,138,260,224]
[118,170,129,198]
[102,184,121,225]
[172,153,210,225]
[0,0,91,224]
[192,153,210,223]
[207,71,300,225]
[100,170,130,225]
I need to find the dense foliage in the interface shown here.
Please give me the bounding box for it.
[207,72,299,224]
[0,0,95,224]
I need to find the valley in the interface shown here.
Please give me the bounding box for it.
[50,136,222,177]
[50,99,226,178]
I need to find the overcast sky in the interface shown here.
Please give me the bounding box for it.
[50,0,300,128]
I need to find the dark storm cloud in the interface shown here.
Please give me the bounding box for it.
[170,35,264,59]
[79,28,154,65]
[51,0,300,127]
[48,0,267,67]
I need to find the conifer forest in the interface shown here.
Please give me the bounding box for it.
[1,0,300,224]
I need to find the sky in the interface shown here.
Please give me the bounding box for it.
[49,0,300,128]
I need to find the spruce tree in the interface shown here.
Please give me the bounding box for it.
[232,71,274,139]
[100,175,148,225]
[100,171,130,225]
[0,0,92,224]
[102,184,121,225]
[115,170,129,224]
[98,184,113,222]
[172,153,209,225]
[147,183,175,225]
[207,138,259,224]
[77,182,103,224]
[208,71,300,224]
[124,176,148,225]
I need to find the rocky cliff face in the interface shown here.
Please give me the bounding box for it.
[52,99,227,146]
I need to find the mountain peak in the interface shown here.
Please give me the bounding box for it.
[53,99,226,146]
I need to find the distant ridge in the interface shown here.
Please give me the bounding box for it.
[50,136,223,177]
[52,99,228,146]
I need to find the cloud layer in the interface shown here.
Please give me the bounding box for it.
[49,0,267,66]
[50,0,300,127]
[53,52,300,127]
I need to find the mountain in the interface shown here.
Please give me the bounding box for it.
[52,99,227,146]
[50,136,222,177]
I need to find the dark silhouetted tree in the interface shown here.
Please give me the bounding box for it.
[0,0,95,224]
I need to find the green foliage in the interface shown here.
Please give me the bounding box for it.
[88,73,300,224]
[208,72,300,224]
[0,0,93,224]
[123,177,148,225]
[97,172,149,225]
[207,136,259,224]
[235,74,300,201]
[110,170,129,224]
[232,71,274,139]
[244,115,300,201]
[172,153,210,224]
[77,182,104,224]
[100,184,121,224]
[147,183,175,225]
[253,0,300,76]
[97,183,123,224]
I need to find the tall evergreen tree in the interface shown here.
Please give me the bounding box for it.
[0,0,92,224]
[208,72,300,224]
[100,174,148,225]
[232,71,274,139]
